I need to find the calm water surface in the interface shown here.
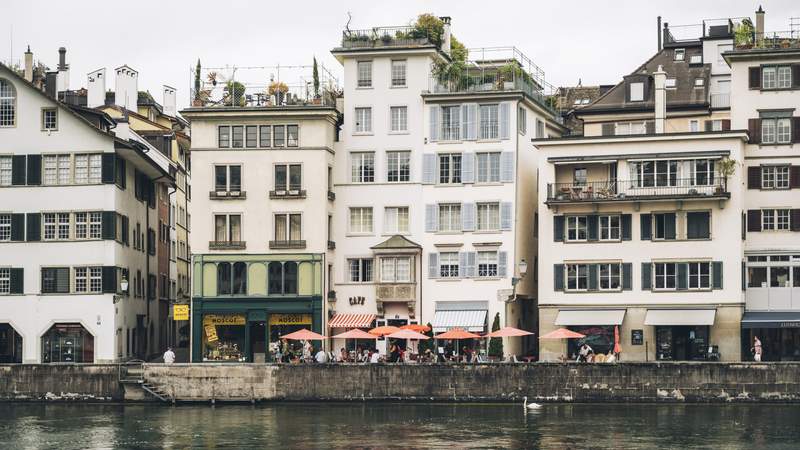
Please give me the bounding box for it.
[0,403,798,449]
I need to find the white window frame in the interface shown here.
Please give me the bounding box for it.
[479,104,499,140]
[357,61,372,88]
[383,206,409,234]
[0,214,10,241]
[0,155,11,186]
[0,79,16,127]
[476,152,501,183]
[599,263,622,291]
[386,151,410,183]
[477,251,499,278]
[439,252,459,278]
[761,166,790,190]
[476,202,500,231]
[348,258,373,283]
[674,48,685,61]
[381,256,411,283]
[0,267,9,294]
[350,152,375,183]
[565,264,588,291]
[654,262,677,290]
[390,60,406,87]
[354,107,372,134]
[438,203,461,232]
[349,207,373,234]
[273,213,302,242]
[518,107,527,134]
[599,215,621,241]
[438,153,462,185]
[629,82,644,102]
[440,105,460,141]
[389,106,408,133]
[566,216,587,242]
[688,262,711,290]
[42,108,58,131]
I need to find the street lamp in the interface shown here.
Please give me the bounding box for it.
[120,277,129,294]
[509,259,528,302]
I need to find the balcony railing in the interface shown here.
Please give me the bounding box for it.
[209,190,246,200]
[269,189,306,199]
[269,240,306,250]
[209,240,246,250]
[546,178,729,204]
[710,93,730,109]
[340,26,437,49]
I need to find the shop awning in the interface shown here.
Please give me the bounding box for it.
[742,312,800,329]
[328,314,376,329]
[644,309,716,326]
[432,310,487,333]
[555,309,626,326]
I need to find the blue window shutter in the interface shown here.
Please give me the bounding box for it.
[428,253,439,279]
[466,252,477,277]
[553,216,564,242]
[640,214,652,240]
[677,263,688,290]
[641,263,652,290]
[425,204,438,232]
[553,264,564,290]
[429,105,439,142]
[621,214,632,241]
[461,152,474,183]
[458,252,467,278]
[501,152,515,182]
[498,251,508,278]
[462,203,475,231]
[588,264,598,290]
[622,263,632,290]
[500,202,513,230]
[500,102,510,139]
[422,154,435,184]
[461,104,470,140]
[713,261,723,289]
[468,103,478,140]
[665,213,677,240]
[587,215,599,241]
[741,260,746,291]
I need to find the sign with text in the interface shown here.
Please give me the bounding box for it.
[631,329,644,345]
[269,314,312,326]
[173,304,189,321]
[203,314,246,326]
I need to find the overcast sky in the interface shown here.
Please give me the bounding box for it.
[2,0,797,109]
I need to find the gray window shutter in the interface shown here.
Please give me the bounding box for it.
[499,102,510,139]
[687,211,710,239]
[500,202,513,230]
[102,211,117,240]
[601,123,615,136]
[422,154,436,184]
[429,105,440,142]
[102,153,116,184]
[621,214,632,241]
[588,264,598,290]
[587,215,599,241]
[466,252,477,277]
[10,214,25,241]
[26,155,41,185]
[10,268,23,294]
[554,216,565,242]
[428,253,439,279]
[460,104,470,140]
[741,261,746,291]
[677,263,688,290]
[622,263,632,290]
[11,155,26,185]
[425,204,438,232]
[713,261,723,289]
[461,152,474,183]
[500,151,515,182]
[462,203,475,231]
[102,266,117,293]
[467,103,478,140]
[458,252,467,278]
[640,214,652,240]
[553,264,564,290]
[665,213,677,240]
[498,251,508,278]
[641,263,652,290]
[26,213,41,242]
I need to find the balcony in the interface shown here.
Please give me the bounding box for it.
[269,240,306,250]
[546,178,730,205]
[340,26,438,50]
[209,190,246,200]
[269,189,306,199]
[209,240,246,250]
[710,93,730,109]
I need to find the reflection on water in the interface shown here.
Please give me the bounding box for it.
[0,403,799,449]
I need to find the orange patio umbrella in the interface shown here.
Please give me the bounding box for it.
[401,324,431,333]
[333,329,379,340]
[386,329,430,340]
[486,326,534,338]
[614,325,622,354]
[538,328,586,340]
[435,328,482,340]
[281,329,326,341]
[369,325,401,336]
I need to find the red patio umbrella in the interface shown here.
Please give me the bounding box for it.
[614,325,622,354]
[281,329,326,341]
[538,328,586,340]
[401,324,431,333]
[486,326,534,338]
[386,329,430,340]
[435,328,482,340]
[333,329,379,340]
[369,325,401,336]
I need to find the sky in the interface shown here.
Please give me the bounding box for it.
[2,0,798,109]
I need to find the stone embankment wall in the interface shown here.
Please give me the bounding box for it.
[2,363,800,403]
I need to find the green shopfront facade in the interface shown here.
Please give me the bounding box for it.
[191,254,324,363]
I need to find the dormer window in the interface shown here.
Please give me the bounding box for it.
[665,78,676,89]
[629,82,644,102]
[674,49,685,61]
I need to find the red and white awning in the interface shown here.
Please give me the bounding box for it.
[329,314,376,329]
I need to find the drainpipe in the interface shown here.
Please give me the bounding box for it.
[653,65,667,134]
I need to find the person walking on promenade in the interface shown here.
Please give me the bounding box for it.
[753,336,763,362]
[163,347,175,365]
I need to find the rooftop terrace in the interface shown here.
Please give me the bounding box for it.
[338,25,444,51]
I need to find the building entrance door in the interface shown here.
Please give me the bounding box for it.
[249,321,266,363]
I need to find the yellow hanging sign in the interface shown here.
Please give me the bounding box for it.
[173,304,189,321]
[269,314,312,326]
[204,325,219,342]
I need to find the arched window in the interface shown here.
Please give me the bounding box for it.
[284,262,298,294]
[233,262,247,295]
[0,79,16,127]
[217,262,231,295]
[41,323,94,363]
[268,262,283,294]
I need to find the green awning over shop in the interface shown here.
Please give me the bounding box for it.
[742,312,800,329]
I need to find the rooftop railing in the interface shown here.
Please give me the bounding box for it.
[340,26,439,49]
[546,178,729,204]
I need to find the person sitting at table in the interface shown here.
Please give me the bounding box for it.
[340,348,348,362]
[370,349,381,364]
[389,342,400,363]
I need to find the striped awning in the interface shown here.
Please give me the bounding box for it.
[329,313,376,329]
[432,310,488,333]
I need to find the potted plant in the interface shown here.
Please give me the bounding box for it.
[269,81,289,104]
[716,157,737,194]
[734,19,754,49]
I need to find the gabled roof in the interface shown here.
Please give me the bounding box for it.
[370,235,421,250]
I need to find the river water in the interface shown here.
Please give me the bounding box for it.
[0,403,798,449]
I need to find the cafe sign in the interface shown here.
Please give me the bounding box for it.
[269,314,312,325]
[203,314,246,326]
[173,304,189,321]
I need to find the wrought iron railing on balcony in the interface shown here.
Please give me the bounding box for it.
[546,178,729,203]
[341,26,438,49]
[209,240,246,250]
[209,189,246,199]
[710,93,730,109]
[269,240,306,250]
[269,189,306,199]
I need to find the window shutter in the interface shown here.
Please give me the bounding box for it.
[121,215,130,245]
[793,64,800,89]
[622,263,632,290]
[741,212,746,240]
[741,261,746,291]
[102,211,117,240]
[747,210,761,232]
[147,181,156,209]
[460,152,474,183]
[429,105,439,142]
[748,66,761,89]
[747,166,761,189]
[587,215,598,241]
[601,123,615,136]
[498,251,508,278]
[704,120,713,132]
[116,157,127,189]
[748,118,761,144]
[791,209,800,232]
[468,103,478,140]
[26,154,41,185]
[553,216,565,242]
[687,211,710,239]
[11,155,26,185]
[422,154,436,184]
[665,213,677,240]
[500,151,515,182]
[713,261,723,289]
[460,104,474,141]
[500,202,513,230]
[103,266,117,293]
[102,153,116,184]
[721,119,731,131]
[645,121,655,134]
[588,264,598,290]
[9,268,23,294]
[621,214,632,240]
[458,252,467,278]
[425,204,438,232]
[677,263,688,290]
[10,214,25,241]
[641,263,651,290]
[26,213,41,241]
[461,203,475,231]
[640,214,652,240]
[553,264,564,291]
[428,253,439,279]
[499,102,510,139]
[792,166,800,189]
[466,252,476,278]
[793,118,800,144]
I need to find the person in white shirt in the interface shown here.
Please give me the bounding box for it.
[163,347,176,364]
[315,349,329,364]
[370,351,381,363]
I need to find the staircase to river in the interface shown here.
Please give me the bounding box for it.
[118,361,171,403]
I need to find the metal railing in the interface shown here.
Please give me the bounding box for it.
[209,240,246,250]
[710,93,730,109]
[759,30,800,49]
[547,178,729,203]
[269,189,306,199]
[341,26,437,49]
[269,240,306,249]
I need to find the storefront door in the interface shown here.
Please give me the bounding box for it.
[249,321,267,363]
[655,326,708,361]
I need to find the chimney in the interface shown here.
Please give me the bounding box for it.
[114,65,139,112]
[56,47,70,93]
[163,85,176,117]
[439,16,452,55]
[653,65,667,134]
[755,6,765,47]
[87,68,106,108]
[657,16,662,51]
[23,46,33,82]
[58,47,67,70]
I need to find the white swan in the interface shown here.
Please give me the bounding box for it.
[523,396,542,409]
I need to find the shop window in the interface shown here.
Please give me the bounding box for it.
[748,267,768,288]
[202,314,246,362]
[567,326,614,359]
[41,323,94,363]
[0,324,22,363]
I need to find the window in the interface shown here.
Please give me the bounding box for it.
[629,82,644,102]
[777,66,792,88]
[268,261,297,295]
[273,125,286,148]
[438,153,461,184]
[390,106,407,132]
[287,125,299,147]
[357,61,372,88]
[42,108,57,130]
[631,160,678,188]
[259,125,271,147]
[391,60,406,87]
[573,168,587,186]
[686,211,710,239]
[214,214,241,243]
[74,212,102,239]
[0,214,9,241]
[693,159,715,186]
[694,78,704,87]
[348,258,373,282]
[674,49,685,61]
[518,107,527,134]
[41,268,70,294]
[689,120,699,132]
[654,263,677,289]
[231,126,244,148]
[652,213,675,240]
[439,252,459,278]
[245,126,257,148]
[688,262,711,289]
[0,79,15,127]
[384,207,409,234]
[350,152,375,183]
[438,203,461,232]
[599,263,621,290]
[479,104,499,139]
[565,264,588,290]
[476,152,500,183]
[763,66,792,89]
[477,203,500,231]
[274,164,301,191]
[77,154,101,184]
[761,118,792,144]
[762,166,790,189]
[762,209,791,231]
[349,207,373,233]
[478,251,498,278]
[566,216,587,241]
[274,213,302,241]
[381,257,411,282]
[0,268,8,294]
[536,119,545,139]
[44,155,70,185]
[616,121,646,135]
[386,151,410,182]
[215,165,242,192]
[771,266,791,288]
[441,106,460,140]
[0,156,11,186]
[43,212,70,240]
[665,78,676,89]
[74,267,102,293]
[355,107,372,133]
[599,215,620,241]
